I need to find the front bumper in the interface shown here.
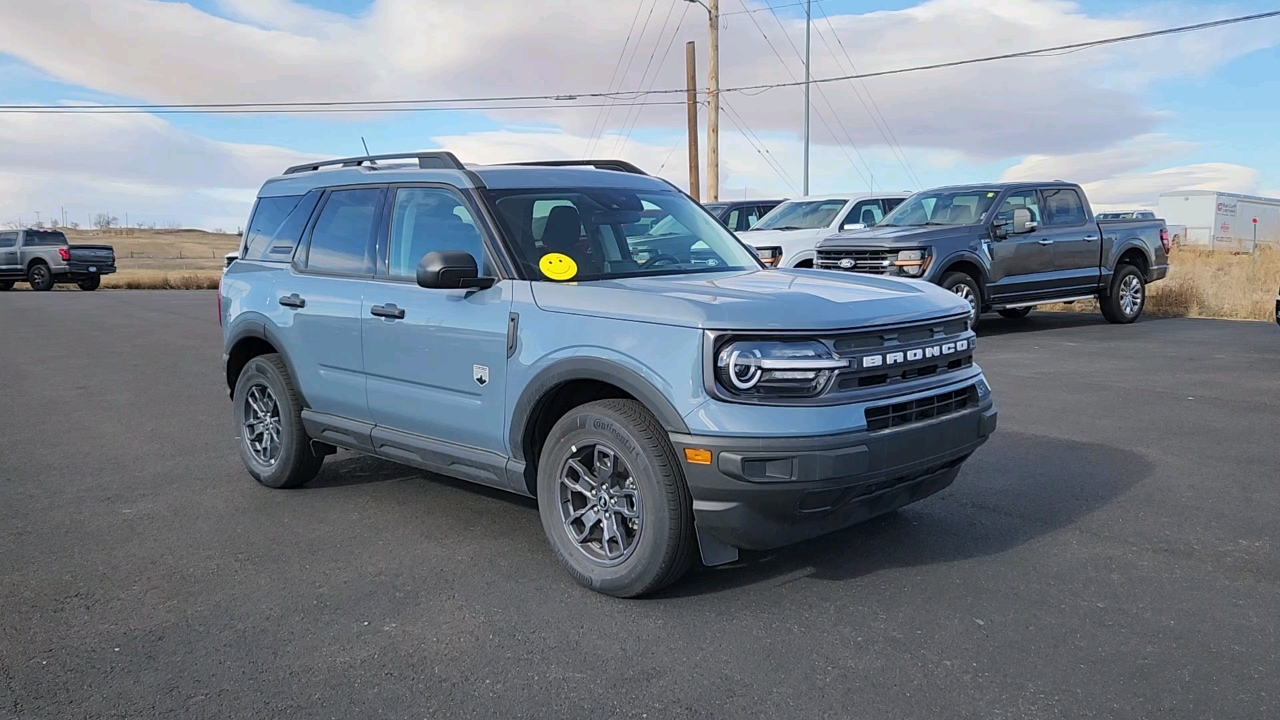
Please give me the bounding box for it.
[670,398,997,552]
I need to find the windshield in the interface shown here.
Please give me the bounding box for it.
[879,189,1001,227]
[486,187,761,282]
[750,199,847,231]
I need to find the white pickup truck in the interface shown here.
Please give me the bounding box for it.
[739,193,910,268]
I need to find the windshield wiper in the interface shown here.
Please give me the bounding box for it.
[922,221,952,226]
[766,225,805,231]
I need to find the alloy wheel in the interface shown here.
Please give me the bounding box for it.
[558,442,642,566]
[951,283,978,324]
[243,384,283,466]
[1119,275,1143,317]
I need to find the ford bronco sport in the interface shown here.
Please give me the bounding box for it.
[220,152,998,597]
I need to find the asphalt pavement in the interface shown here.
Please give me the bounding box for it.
[1,291,1277,719]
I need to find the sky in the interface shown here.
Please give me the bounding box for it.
[0,0,1278,231]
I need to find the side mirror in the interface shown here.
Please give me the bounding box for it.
[417,251,496,290]
[1012,208,1038,234]
[841,223,867,231]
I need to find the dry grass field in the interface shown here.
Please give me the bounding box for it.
[8,230,1279,321]
[1045,247,1280,321]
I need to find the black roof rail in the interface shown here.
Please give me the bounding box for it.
[283,151,466,176]
[500,159,649,175]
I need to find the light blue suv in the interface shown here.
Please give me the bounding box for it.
[220,152,997,597]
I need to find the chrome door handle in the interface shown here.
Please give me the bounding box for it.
[1037,239,1054,245]
[370,303,406,319]
[1083,235,1099,242]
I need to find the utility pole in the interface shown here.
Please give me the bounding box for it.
[708,0,720,202]
[685,0,719,201]
[685,41,702,202]
[803,0,812,196]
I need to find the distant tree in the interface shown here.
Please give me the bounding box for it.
[93,213,118,229]
[66,221,81,230]
[212,227,225,234]
[163,219,182,230]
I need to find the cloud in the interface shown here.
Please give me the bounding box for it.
[1082,163,1262,210]
[1,0,1276,162]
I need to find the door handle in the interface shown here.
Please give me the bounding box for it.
[1083,235,1099,242]
[370,303,406,319]
[278,293,306,309]
[1037,239,1054,245]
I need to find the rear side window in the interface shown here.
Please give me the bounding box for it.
[881,198,905,214]
[1042,189,1087,226]
[242,191,321,262]
[301,188,383,275]
[0,232,17,248]
[26,231,68,246]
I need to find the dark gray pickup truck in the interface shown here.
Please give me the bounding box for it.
[0,229,116,291]
[815,182,1170,324]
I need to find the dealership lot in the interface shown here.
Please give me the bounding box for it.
[1,291,1277,719]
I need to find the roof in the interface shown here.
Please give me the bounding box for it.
[258,152,677,198]
[922,181,1081,193]
[781,191,912,203]
[704,199,787,207]
[1158,189,1280,204]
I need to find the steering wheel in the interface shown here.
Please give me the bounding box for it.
[641,254,682,269]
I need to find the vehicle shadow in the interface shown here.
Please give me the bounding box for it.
[976,310,1109,336]
[658,430,1153,598]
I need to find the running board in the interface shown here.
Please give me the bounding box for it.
[992,294,1096,311]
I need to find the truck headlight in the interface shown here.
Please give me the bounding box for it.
[715,339,848,397]
[755,246,783,268]
[893,249,930,277]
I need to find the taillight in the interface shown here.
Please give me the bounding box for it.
[1159,227,1171,253]
[58,247,70,261]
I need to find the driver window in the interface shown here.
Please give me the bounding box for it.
[995,191,1041,225]
[387,187,488,279]
[843,200,884,228]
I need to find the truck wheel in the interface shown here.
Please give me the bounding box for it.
[0,281,12,291]
[537,399,696,598]
[1101,265,1145,324]
[27,263,54,291]
[232,353,324,489]
[998,307,1032,319]
[78,276,101,291]
[940,272,981,325]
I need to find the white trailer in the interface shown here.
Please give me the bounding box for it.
[1158,190,1280,252]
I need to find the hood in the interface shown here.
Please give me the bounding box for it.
[530,270,969,331]
[822,224,976,248]
[738,227,828,247]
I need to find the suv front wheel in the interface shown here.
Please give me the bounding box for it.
[537,399,696,597]
[233,354,324,489]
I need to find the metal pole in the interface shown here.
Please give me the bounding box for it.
[803,0,812,196]
[685,41,702,202]
[708,0,720,202]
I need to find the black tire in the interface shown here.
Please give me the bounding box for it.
[940,271,981,325]
[537,399,696,598]
[27,263,54,291]
[0,281,13,291]
[232,353,324,489]
[77,276,101,291]
[1101,264,1145,324]
[998,307,1032,319]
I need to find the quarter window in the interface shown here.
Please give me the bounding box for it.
[0,232,17,248]
[303,188,382,275]
[387,187,487,278]
[242,191,321,262]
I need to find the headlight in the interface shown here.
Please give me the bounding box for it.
[892,249,930,276]
[754,246,783,268]
[715,339,848,397]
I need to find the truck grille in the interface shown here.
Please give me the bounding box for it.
[865,386,978,432]
[815,248,896,273]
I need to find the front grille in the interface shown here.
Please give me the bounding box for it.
[865,386,978,432]
[815,248,896,274]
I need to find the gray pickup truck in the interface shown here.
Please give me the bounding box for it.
[0,229,116,291]
[815,182,1170,324]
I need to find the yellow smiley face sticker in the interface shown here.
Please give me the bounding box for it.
[539,252,578,281]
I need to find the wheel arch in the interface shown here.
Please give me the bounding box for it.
[936,252,990,301]
[224,318,305,403]
[510,358,690,497]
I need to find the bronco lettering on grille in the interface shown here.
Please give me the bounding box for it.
[855,339,969,369]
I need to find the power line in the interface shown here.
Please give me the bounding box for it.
[720,99,800,194]
[0,100,691,115]
[586,0,661,157]
[812,4,922,188]
[1,10,1275,114]
[582,0,649,158]
[612,0,689,156]
[721,0,825,17]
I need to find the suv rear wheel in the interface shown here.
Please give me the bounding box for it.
[233,354,324,489]
[537,399,695,597]
[78,276,101,291]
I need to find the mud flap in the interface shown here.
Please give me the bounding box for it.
[695,522,739,566]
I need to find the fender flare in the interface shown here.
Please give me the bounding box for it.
[508,356,690,464]
[1109,239,1155,275]
[223,314,305,402]
[935,250,991,294]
